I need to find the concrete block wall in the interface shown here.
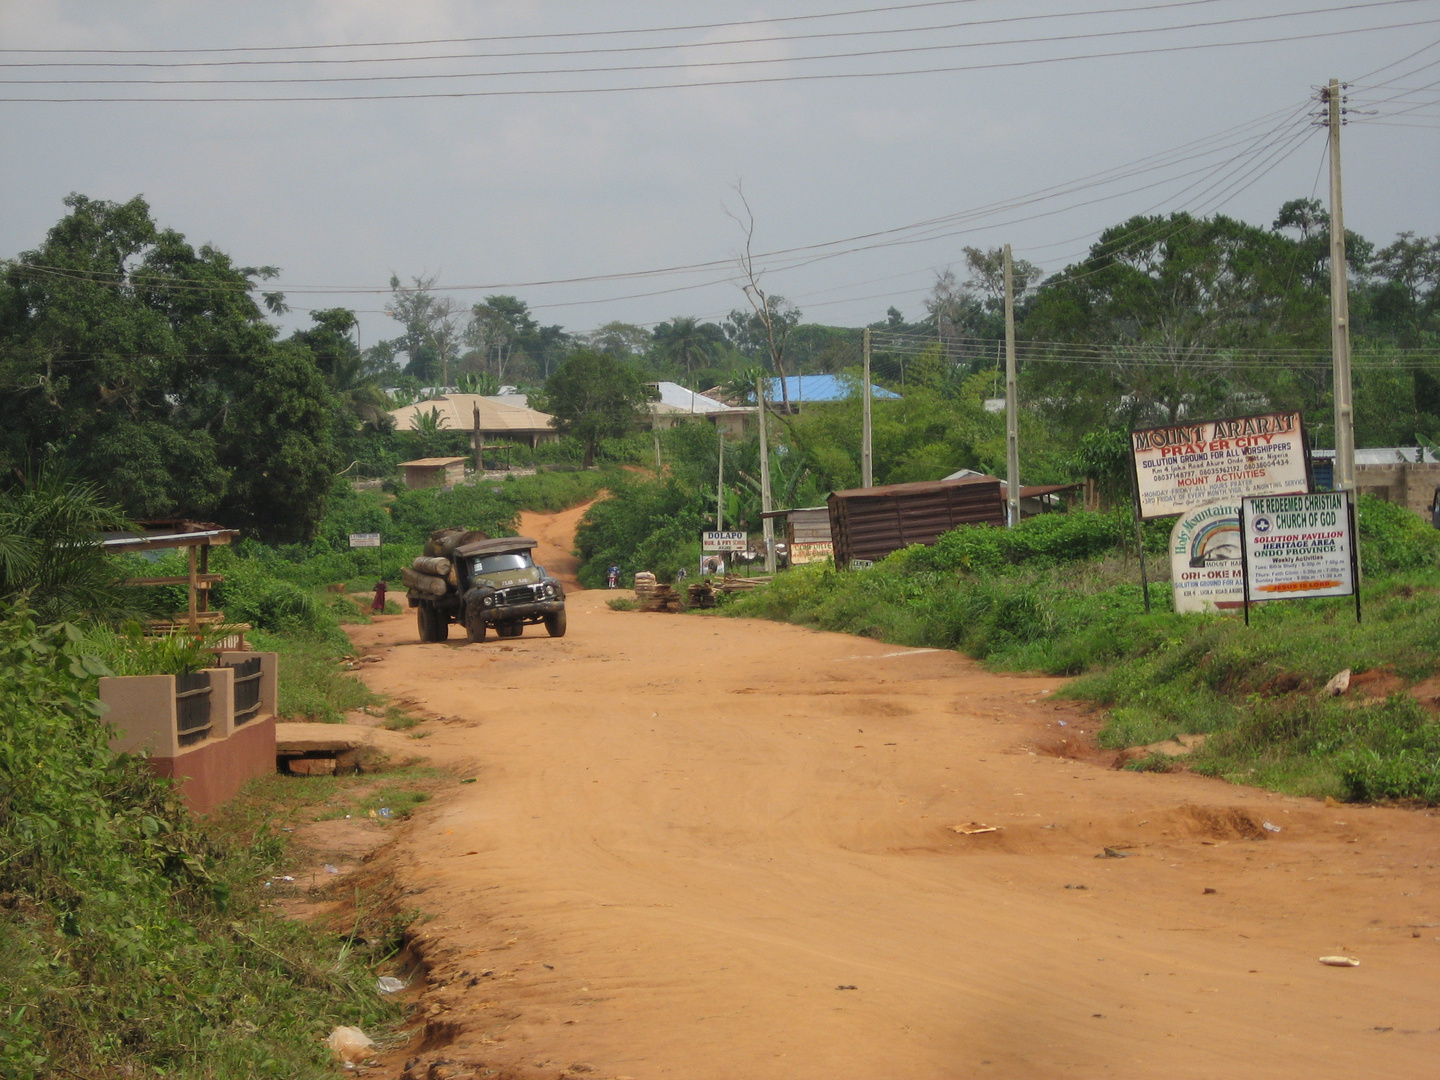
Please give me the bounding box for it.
[99,652,280,814]
[1355,462,1440,519]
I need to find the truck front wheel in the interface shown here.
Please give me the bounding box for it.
[466,613,487,643]
[545,609,567,638]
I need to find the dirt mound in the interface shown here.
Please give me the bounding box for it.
[1172,803,1270,841]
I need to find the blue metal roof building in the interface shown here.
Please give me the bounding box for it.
[763,375,900,405]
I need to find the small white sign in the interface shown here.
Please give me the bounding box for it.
[1241,491,1355,601]
[1170,500,1244,613]
[348,533,383,548]
[702,530,748,552]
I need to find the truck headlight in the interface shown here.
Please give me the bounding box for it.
[482,595,493,607]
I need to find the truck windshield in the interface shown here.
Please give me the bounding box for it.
[471,553,533,575]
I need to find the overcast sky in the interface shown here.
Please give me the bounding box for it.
[2,0,1437,346]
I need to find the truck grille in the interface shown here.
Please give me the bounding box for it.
[496,584,544,606]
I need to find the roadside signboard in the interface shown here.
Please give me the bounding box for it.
[1131,411,1309,520]
[1240,491,1359,621]
[348,533,382,548]
[789,541,834,565]
[1169,499,1244,613]
[702,530,748,552]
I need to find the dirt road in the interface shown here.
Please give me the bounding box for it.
[519,499,599,592]
[348,598,1440,1079]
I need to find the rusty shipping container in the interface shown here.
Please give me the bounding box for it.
[827,476,1006,569]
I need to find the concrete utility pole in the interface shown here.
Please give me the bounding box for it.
[1326,77,1356,493]
[861,327,874,488]
[716,423,725,531]
[1004,244,1021,528]
[757,374,776,573]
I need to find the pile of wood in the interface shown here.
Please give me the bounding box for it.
[716,574,772,593]
[632,572,681,612]
[687,580,717,608]
[640,583,681,613]
[402,528,487,595]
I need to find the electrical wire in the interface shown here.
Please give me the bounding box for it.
[4,1,1421,86]
[5,18,1437,102]
[6,98,1317,297]
[0,0,1242,70]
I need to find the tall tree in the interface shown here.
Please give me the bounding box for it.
[383,274,460,384]
[466,294,542,384]
[728,184,802,412]
[0,194,341,541]
[1024,210,1329,428]
[652,316,722,383]
[541,349,652,466]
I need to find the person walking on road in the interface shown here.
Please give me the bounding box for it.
[371,579,388,614]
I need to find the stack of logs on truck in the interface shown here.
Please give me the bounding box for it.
[401,528,567,643]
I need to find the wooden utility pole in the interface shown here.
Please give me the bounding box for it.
[1326,77,1356,494]
[473,403,483,473]
[861,327,874,488]
[1004,244,1021,528]
[716,423,725,530]
[757,374,776,573]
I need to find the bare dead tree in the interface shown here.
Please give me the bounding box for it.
[727,183,797,414]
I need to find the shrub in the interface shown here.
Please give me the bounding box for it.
[1357,493,1440,574]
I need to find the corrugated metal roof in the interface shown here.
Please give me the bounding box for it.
[397,457,469,467]
[390,394,555,433]
[650,382,736,414]
[764,375,900,403]
[1312,447,1440,464]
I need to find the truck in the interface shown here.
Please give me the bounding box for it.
[402,530,566,643]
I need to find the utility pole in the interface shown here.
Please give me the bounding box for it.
[716,423,725,531]
[1004,244,1021,528]
[1326,77,1356,494]
[861,327,874,488]
[757,374,776,573]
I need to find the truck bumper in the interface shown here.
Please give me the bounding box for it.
[474,599,563,624]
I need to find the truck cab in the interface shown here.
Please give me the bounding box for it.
[453,537,566,641]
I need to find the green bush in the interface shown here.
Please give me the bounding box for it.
[1357,493,1440,573]
[894,510,1129,574]
[574,475,710,587]
[0,606,398,1077]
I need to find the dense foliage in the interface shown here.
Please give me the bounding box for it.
[0,196,343,541]
[0,608,397,1077]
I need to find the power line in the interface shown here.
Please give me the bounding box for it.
[3,0,1410,83]
[0,0,997,55]
[0,0,1239,70]
[5,18,1436,102]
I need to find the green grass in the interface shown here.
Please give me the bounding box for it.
[252,627,380,723]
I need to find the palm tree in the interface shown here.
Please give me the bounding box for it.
[654,316,717,385]
[0,469,133,625]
